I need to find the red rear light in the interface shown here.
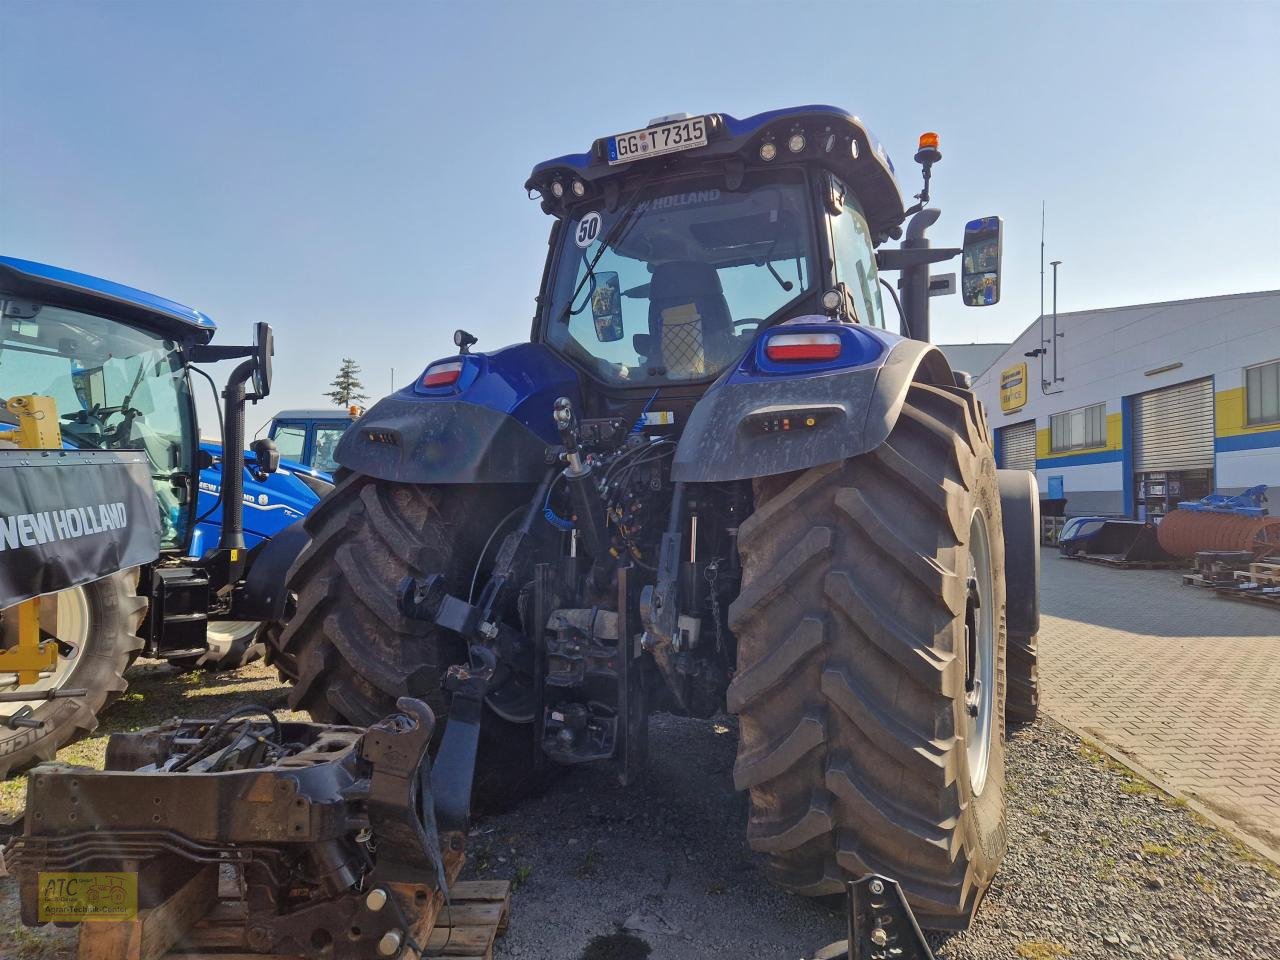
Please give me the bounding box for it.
[765,332,842,362]
[421,360,463,388]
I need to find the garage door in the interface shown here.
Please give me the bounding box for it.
[999,420,1037,471]
[1133,377,1215,472]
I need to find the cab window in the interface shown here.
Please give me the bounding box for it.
[271,424,307,462]
[827,177,885,328]
[312,425,346,472]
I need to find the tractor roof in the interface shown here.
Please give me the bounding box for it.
[526,104,906,240]
[273,408,358,421]
[0,255,217,343]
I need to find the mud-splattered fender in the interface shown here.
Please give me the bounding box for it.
[671,331,955,483]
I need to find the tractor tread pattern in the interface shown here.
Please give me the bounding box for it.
[730,381,1007,929]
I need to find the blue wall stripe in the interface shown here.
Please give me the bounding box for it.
[1036,448,1124,469]
[1121,395,1135,518]
[1215,430,1280,453]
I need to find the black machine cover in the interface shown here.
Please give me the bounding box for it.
[0,449,162,608]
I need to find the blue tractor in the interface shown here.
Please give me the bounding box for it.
[0,256,288,773]
[271,107,1041,928]
[258,407,358,476]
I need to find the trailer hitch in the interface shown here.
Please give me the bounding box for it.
[812,875,935,960]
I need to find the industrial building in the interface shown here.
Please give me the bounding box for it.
[971,290,1280,518]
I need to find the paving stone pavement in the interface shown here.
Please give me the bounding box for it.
[1039,548,1280,853]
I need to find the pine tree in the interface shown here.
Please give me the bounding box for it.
[326,358,368,407]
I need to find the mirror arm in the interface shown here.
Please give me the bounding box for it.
[876,247,960,271]
[189,343,255,363]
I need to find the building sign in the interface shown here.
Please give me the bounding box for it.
[1000,362,1028,412]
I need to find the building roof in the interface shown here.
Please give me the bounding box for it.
[936,342,1010,377]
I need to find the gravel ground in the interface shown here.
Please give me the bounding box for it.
[470,715,1280,960]
[3,664,1279,960]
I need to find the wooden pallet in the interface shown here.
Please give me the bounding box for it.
[1182,573,1225,588]
[1215,584,1280,609]
[1068,553,1188,570]
[77,849,510,960]
[1236,562,1280,587]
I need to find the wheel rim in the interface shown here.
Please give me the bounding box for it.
[0,586,91,711]
[964,511,996,795]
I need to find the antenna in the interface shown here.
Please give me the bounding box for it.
[1040,201,1045,320]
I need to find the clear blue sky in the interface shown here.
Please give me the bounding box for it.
[2,0,1277,434]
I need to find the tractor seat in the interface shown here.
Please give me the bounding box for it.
[647,262,735,379]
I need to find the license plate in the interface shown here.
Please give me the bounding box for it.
[608,116,708,165]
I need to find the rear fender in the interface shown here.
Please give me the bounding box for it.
[235,518,311,622]
[670,328,955,483]
[997,468,1041,637]
[335,342,580,484]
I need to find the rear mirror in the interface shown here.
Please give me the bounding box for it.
[590,272,624,342]
[961,217,1003,307]
[252,321,274,397]
[250,437,280,476]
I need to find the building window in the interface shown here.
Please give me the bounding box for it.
[1050,403,1106,452]
[1246,360,1280,426]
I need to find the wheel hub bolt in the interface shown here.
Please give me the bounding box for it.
[868,878,884,895]
[365,888,388,912]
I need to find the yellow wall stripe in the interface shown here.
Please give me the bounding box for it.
[1036,412,1123,460]
[1215,387,1280,439]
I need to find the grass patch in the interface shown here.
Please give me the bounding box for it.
[1140,842,1181,859]
[1076,740,1192,808]
[1119,780,1156,796]
[1016,939,1070,959]
[512,864,532,891]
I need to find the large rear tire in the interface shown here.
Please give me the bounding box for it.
[0,570,147,779]
[273,473,540,807]
[728,382,1008,929]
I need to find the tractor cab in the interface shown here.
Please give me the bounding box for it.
[525,108,906,416]
[0,257,214,551]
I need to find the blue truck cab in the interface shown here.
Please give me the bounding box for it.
[263,407,357,476]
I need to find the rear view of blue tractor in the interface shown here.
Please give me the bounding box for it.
[271,107,1041,929]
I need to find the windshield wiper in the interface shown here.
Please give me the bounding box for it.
[558,169,659,324]
[764,260,794,292]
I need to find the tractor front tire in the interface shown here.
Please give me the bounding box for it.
[0,570,147,779]
[273,473,540,808]
[728,381,1008,929]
